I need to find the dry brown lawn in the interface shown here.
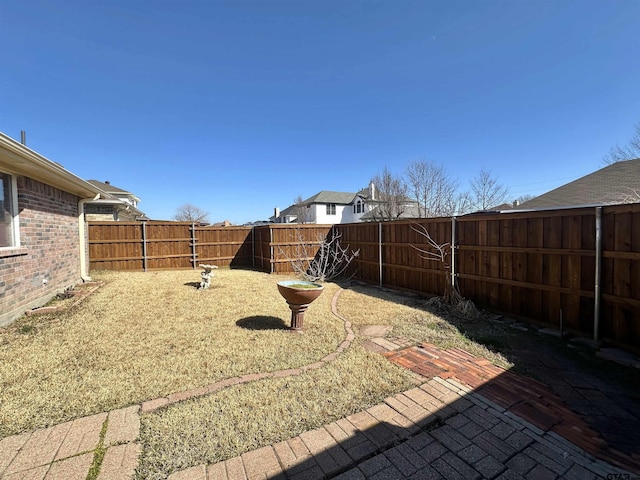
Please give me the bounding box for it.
[0,269,356,437]
[0,269,514,479]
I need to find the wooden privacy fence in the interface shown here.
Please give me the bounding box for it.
[88,204,640,352]
[335,204,640,354]
[88,222,254,271]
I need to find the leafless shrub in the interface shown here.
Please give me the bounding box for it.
[281,228,360,282]
[410,223,478,317]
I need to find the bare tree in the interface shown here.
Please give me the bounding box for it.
[603,123,640,165]
[406,160,459,217]
[292,195,308,224]
[281,228,359,282]
[369,167,410,221]
[469,169,509,211]
[449,191,474,216]
[173,204,210,223]
[410,223,478,318]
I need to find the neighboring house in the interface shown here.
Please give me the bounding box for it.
[518,159,640,210]
[0,132,119,326]
[272,183,420,224]
[85,180,146,221]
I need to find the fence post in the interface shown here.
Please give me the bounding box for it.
[142,221,148,272]
[451,216,457,290]
[251,226,255,268]
[593,207,602,343]
[269,225,274,274]
[378,222,383,286]
[191,222,197,269]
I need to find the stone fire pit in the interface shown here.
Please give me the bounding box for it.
[277,280,324,332]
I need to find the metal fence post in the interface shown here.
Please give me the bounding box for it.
[451,216,457,290]
[270,225,274,274]
[593,207,602,343]
[378,222,383,286]
[191,222,197,269]
[142,221,147,272]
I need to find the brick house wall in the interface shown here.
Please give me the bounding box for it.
[0,176,81,326]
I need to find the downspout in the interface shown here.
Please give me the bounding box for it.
[78,194,100,282]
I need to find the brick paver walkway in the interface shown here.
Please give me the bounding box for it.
[386,343,640,475]
[0,406,140,480]
[169,375,633,479]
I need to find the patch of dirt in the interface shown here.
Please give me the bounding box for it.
[359,324,393,337]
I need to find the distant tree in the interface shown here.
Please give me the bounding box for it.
[173,204,210,223]
[406,160,459,217]
[449,191,474,216]
[469,169,510,211]
[292,195,308,224]
[603,123,640,165]
[369,167,410,221]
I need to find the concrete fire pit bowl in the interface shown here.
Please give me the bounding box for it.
[277,280,324,332]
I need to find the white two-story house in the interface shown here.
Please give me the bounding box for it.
[272,183,420,224]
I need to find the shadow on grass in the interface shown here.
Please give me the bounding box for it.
[182,282,224,290]
[236,316,288,330]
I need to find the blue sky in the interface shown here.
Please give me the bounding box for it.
[1,1,639,224]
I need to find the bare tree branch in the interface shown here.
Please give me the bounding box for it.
[469,169,509,211]
[280,228,360,282]
[617,187,640,204]
[173,204,210,223]
[409,223,479,318]
[406,160,459,217]
[292,195,308,224]
[603,123,640,165]
[369,167,410,221]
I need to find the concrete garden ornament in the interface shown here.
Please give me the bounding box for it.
[198,264,218,289]
[277,280,324,332]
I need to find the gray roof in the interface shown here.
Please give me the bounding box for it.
[87,180,134,195]
[360,204,421,221]
[303,191,357,205]
[519,159,640,210]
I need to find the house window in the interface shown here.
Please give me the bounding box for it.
[85,204,115,215]
[326,203,336,215]
[0,172,18,248]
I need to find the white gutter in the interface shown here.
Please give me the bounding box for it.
[78,194,100,282]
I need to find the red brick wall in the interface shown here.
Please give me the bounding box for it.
[0,176,81,325]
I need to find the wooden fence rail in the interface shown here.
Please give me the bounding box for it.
[88,203,640,353]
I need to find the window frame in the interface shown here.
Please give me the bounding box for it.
[0,172,19,249]
[326,203,336,215]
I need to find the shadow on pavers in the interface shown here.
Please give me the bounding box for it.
[213,381,636,480]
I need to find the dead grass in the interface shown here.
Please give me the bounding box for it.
[1,270,518,479]
[137,348,411,479]
[0,269,352,437]
[337,283,515,369]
